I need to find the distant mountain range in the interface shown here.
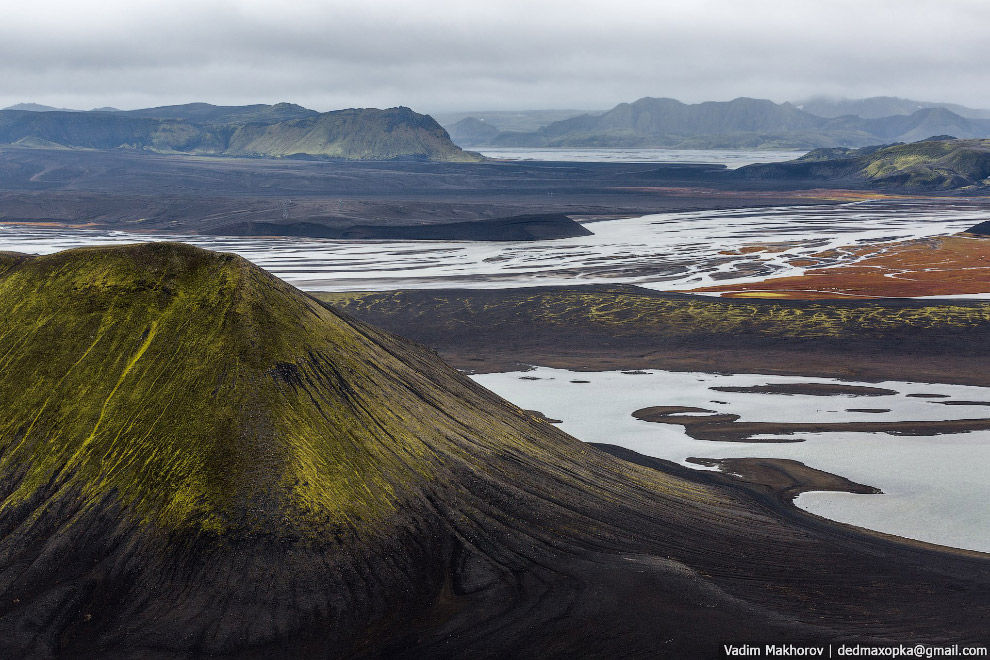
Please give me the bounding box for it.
[737,137,990,190]
[0,103,481,161]
[445,117,502,145]
[443,96,990,150]
[431,109,595,134]
[114,101,318,123]
[10,96,990,158]
[4,102,83,113]
[794,96,990,120]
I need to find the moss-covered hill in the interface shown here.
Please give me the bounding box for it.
[223,107,478,161]
[0,243,792,657]
[4,244,990,657]
[737,137,990,189]
[0,105,482,161]
[0,243,448,535]
[853,138,990,187]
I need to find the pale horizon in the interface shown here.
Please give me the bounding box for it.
[4,0,990,114]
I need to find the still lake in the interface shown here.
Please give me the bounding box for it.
[473,368,990,553]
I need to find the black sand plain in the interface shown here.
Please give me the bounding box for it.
[0,146,902,237]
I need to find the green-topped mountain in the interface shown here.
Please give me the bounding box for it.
[222,107,476,160]
[0,105,481,161]
[737,137,990,189]
[2,244,990,658]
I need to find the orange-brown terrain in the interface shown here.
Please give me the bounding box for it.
[694,233,990,299]
[615,187,920,202]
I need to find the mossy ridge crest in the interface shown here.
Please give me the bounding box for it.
[0,242,436,535]
[739,137,990,189]
[319,286,990,343]
[0,244,713,543]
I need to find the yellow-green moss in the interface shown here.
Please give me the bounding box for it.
[858,139,990,186]
[317,288,990,342]
[0,244,437,534]
[1,246,723,541]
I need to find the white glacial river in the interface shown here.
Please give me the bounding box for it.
[1,200,987,293]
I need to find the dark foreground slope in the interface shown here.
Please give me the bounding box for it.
[2,245,990,658]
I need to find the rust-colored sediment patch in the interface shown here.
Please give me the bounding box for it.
[693,234,990,299]
[614,188,925,202]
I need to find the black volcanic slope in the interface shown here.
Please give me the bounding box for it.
[2,245,990,658]
[966,220,990,235]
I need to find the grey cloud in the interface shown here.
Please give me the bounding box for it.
[3,0,990,113]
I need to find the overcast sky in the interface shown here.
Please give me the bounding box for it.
[4,0,990,113]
